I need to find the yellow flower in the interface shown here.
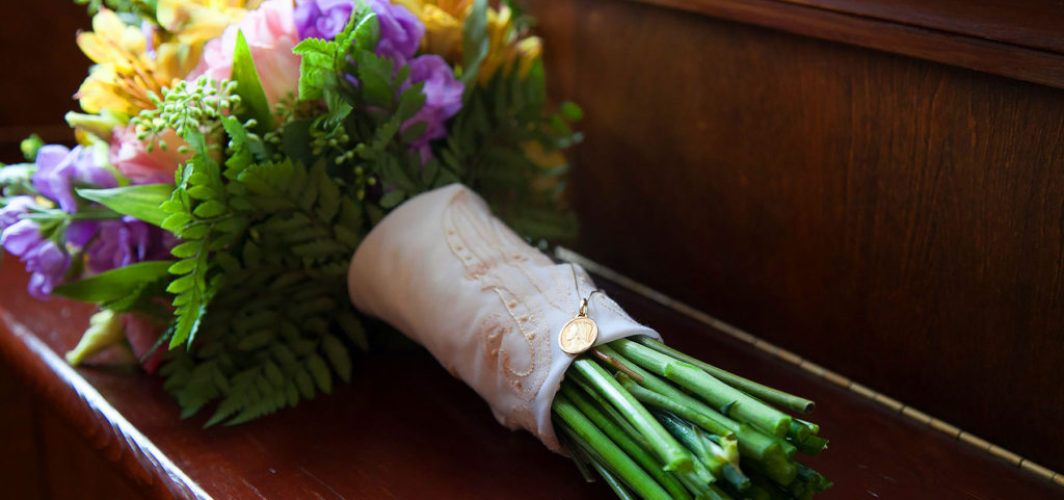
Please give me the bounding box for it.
[75,9,201,116]
[396,0,541,84]
[478,5,541,84]
[156,0,259,46]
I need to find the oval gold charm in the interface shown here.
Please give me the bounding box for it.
[559,316,599,354]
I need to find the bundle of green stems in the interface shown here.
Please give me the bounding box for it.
[553,336,831,500]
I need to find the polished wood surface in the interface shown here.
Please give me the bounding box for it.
[526,0,1064,472]
[2,261,1062,499]
[780,0,1064,54]
[0,366,145,500]
[603,0,1064,89]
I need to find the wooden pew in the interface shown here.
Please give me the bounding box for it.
[1,0,1062,497]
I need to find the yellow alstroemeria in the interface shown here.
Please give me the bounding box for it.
[75,9,201,116]
[478,5,541,84]
[156,0,260,46]
[396,0,541,84]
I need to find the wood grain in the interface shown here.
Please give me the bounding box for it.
[779,0,1064,54]
[525,0,1064,471]
[2,259,1063,499]
[604,0,1064,89]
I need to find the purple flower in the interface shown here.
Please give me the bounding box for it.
[86,216,175,273]
[1,220,70,299]
[33,144,116,213]
[294,0,423,65]
[141,20,156,58]
[401,55,464,160]
[0,196,36,232]
[294,0,353,41]
[373,0,423,65]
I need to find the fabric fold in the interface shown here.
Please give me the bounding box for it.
[348,184,659,452]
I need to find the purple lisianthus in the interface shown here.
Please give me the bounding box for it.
[1,219,70,298]
[86,216,175,273]
[33,144,116,213]
[401,55,464,160]
[295,0,423,65]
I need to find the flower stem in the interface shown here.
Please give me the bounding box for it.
[553,392,673,500]
[611,339,793,437]
[561,382,692,500]
[636,336,815,415]
[570,357,694,473]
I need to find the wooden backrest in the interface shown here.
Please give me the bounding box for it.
[525,0,1064,470]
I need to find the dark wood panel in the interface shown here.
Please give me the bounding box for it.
[0,366,146,500]
[0,0,89,130]
[781,0,1064,54]
[2,259,1063,499]
[606,0,1064,90]
[527,0,1064,471]
[0,365,44,499]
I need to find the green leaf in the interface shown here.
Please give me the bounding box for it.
[460,0,489,90]
[306,354,332,394]
[297,52,332,101]
[356,51,394,109]
[396,81,426,122]
[160,212,192,232]
[292,37,337,57]
[401,121,428,144]
[321,335,352,382]
[171,241,201,258]
[379,189,405,208]
[560,101,583,121]
[53,261,172,302]
[168,259,197,275]
[232,30,276,132]
[77,184,173,227]
[193,199,227,218]
[167,274,195,294]
[351,9,380,52]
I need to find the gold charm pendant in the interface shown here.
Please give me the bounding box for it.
[559,299,599,354]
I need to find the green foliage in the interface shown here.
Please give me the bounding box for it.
[232,30,276,133]
[158,125,239,349]
[21,134,44,161]
[76,184,172,227]
[160,156,368,425]
[132,78,241,152]
[442,60,581,241]
[460,0,489,91]
[53,261,171,303]
[74,0,155,17]
[0,163,36,197]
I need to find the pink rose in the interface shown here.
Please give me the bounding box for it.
[110,124,190,185]
[188,0,301,106]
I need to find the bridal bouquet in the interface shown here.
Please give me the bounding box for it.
[0,0,831,498]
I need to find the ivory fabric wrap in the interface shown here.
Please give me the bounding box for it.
[347,184,660,452]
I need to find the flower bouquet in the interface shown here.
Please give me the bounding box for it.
[1,0,832,498]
